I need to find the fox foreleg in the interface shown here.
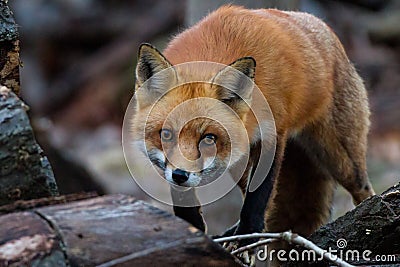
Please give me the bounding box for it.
[170,186,206,232]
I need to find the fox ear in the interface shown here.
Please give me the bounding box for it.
[211,57,256,103]
[135,43,177,105]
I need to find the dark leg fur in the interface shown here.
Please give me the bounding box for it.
[170,186,206,232]
[214,149,255,238]
[235,137,285,238]
[173,205,206,232]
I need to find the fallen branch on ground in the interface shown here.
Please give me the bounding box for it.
[213,230,354,267]
[231,238,278,255]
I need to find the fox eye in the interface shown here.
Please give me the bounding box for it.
[160,129,173,141]
[202,134,217,145]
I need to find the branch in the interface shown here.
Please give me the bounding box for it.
[281,232,353,267]
[213,232,282,243]
[213,231,354,267]
[231,238,278,255]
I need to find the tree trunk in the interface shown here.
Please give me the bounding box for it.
[0,0,58,205]
[0,87,58,205]
[0,0,20,95]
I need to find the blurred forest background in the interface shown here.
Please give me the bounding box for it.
[9,0,400,235]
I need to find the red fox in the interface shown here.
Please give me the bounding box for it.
[131,4,375,258]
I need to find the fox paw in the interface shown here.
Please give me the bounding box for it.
[223,241,256,266]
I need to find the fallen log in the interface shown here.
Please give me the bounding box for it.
[283,183,400,266]
[0,191,97,215]
[1,187,399,266]
[0,194,239,266]
[308,182,400,266]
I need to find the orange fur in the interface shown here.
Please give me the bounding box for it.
[132,5,375,244]
[164,6,337,134]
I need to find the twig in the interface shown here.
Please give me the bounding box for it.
[213,231,354,267]
[281,231,354,267]
[213,232,283,243]
[231,238,278,255]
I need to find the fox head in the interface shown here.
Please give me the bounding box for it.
[131,43,256,187]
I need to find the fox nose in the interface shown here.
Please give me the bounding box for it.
[172,168,189,185]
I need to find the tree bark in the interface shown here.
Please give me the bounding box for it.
[0,185,399,266]
[0,87,58,205]
[0,194,240,267]
[0,191,97,215]
[0,0,20,95]
[0,1,58,205]
[287,183,400,266]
